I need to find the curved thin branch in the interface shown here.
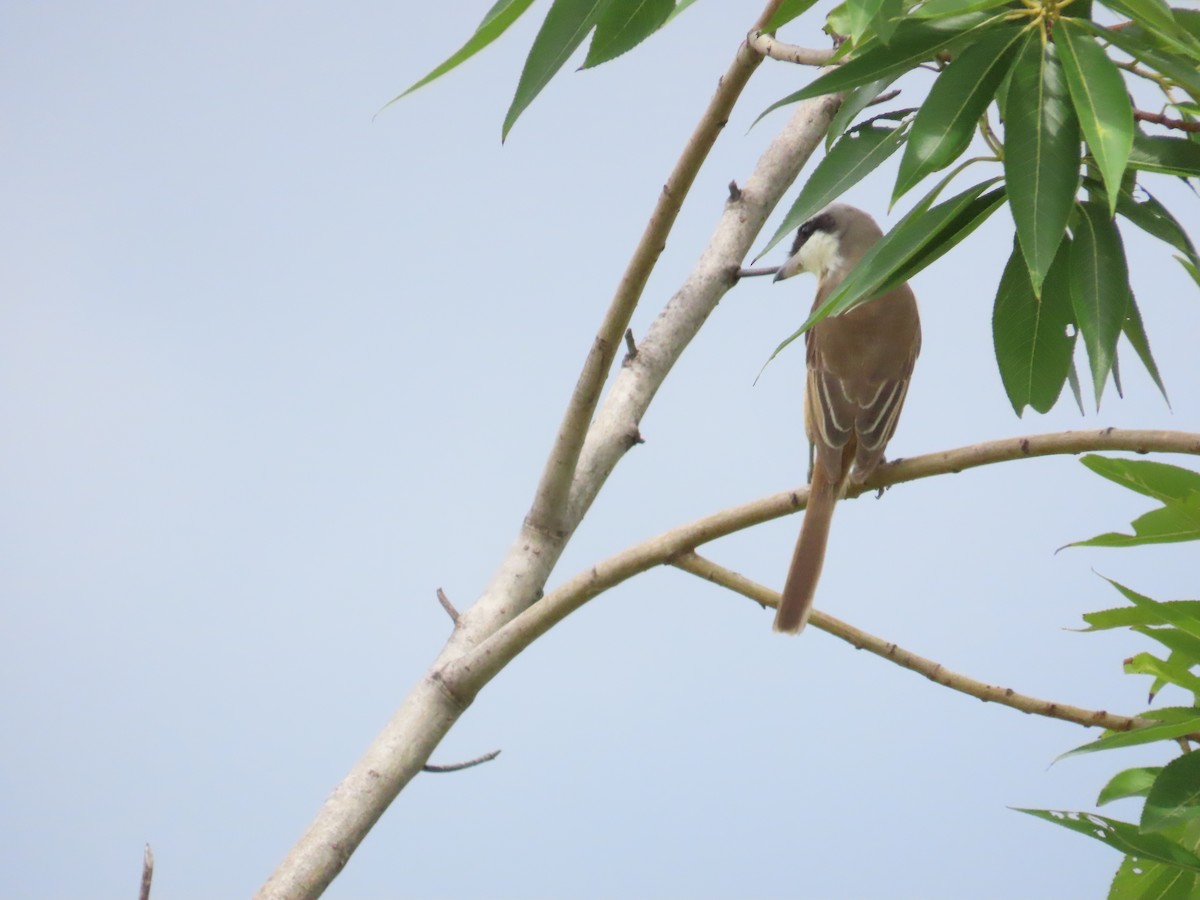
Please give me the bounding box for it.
[446,429,1200,693]
[1135,108,1200,133]
[747,30,837,66]
[526,0,790,540]
[672,552,1157,733]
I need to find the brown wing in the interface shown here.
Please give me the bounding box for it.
[804,282,920,485]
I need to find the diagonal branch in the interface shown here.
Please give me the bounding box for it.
[527,0,790,540]
[445,429,1200,692]
[671,551,1158,733]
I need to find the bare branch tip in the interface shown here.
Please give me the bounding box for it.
[139,844,155,900]
[422,749,502,774]
[436,588,460,624]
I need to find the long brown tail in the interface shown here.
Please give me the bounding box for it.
[774,457,843,634]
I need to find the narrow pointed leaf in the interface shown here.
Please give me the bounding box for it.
[503,0,609,140]
[1066,358,1085,413]
[1081,601,1200,632]
[1143,746,1200,833]
[1057,713,1200,759]
[1100,0,1200,61]
[1056,21,1134,216]
[1017,809,1200,872]
[871,0,906,44]
[1081,20,1200,106]
[1125,652,1200,700]
[1004,33,1081,294]
[1116,189,1200,277]
[1078,456,1200,504]
[782,13,993,101]
[993,236,1075,414]
[1103,577,1200,632]
[764,0,822,30]
[583,0,673,67]
[1069,201,1130,408]
[1123,292,1170,405]
[759,125,909,259]
[1128,133,1200,178]
[894,25,1023,203]
[387,0,537,105]
[914,0,1013,17]
[1098,767,1161,806]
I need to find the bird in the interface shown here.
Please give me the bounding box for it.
[771,204,921,634]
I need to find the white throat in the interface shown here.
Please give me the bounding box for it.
[798,230,843,278]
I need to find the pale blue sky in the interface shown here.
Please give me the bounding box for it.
[4,3,1200,898]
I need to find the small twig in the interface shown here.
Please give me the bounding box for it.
[139,844,154,900]
[746,30,836,66]
[735,265,781,279]
[436,588,460,624]
[1135,109,1200,133]
[863,88,901,108]
[623,328,638,363]
[672,551,1166,735]
[421,749,501,773]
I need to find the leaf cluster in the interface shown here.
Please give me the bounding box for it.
[1024,456,1200,900]
[756,0,1200,413]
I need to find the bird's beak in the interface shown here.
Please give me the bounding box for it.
[773,252,803,283]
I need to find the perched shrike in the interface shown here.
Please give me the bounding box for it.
[771,205,921,634]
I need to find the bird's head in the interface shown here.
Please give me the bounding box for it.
[773,204,884,283]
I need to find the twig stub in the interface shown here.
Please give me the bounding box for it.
[436,588,460,624]
[422,749,502,773]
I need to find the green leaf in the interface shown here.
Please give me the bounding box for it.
[1056,21,1134,216]
[503,0,610,140]
[1133,628,1200,671]
[826,75,901,147]
[1069,201,1130,407]
[1079,457,1200,505]
[1083,21,1200,107]
[871,0,905,44]
[1123,293,1170,406]
[1144,750,1200,834]
[1098,767,1162,806]
[1018,809,1200,872]
[1101,577,1200,640]
[759,125,909,259]
[1108,852,1200,900]
[385,0,538,106]
[892,25,1023,202]
[1059,711,1200,759]
[583,0,673,67]
[1067,459,1200,548]
[992,235,1076,415]
[1004,32,1082,294]
[1066,358,1086,413]
[1100,0,1200,62]
[764,0,822,31]
[914,0,1014,17]
[1128,133,1200,178]
[1082,601,1200,632]
[782,13,994,101]
[1125,652,1200,702]
[1115,189,1200,282]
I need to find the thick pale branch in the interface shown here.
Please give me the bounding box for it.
[672,551,1157,733]
[747,30,837,66]
[446,429,1200,692]
[526,0,789,540]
